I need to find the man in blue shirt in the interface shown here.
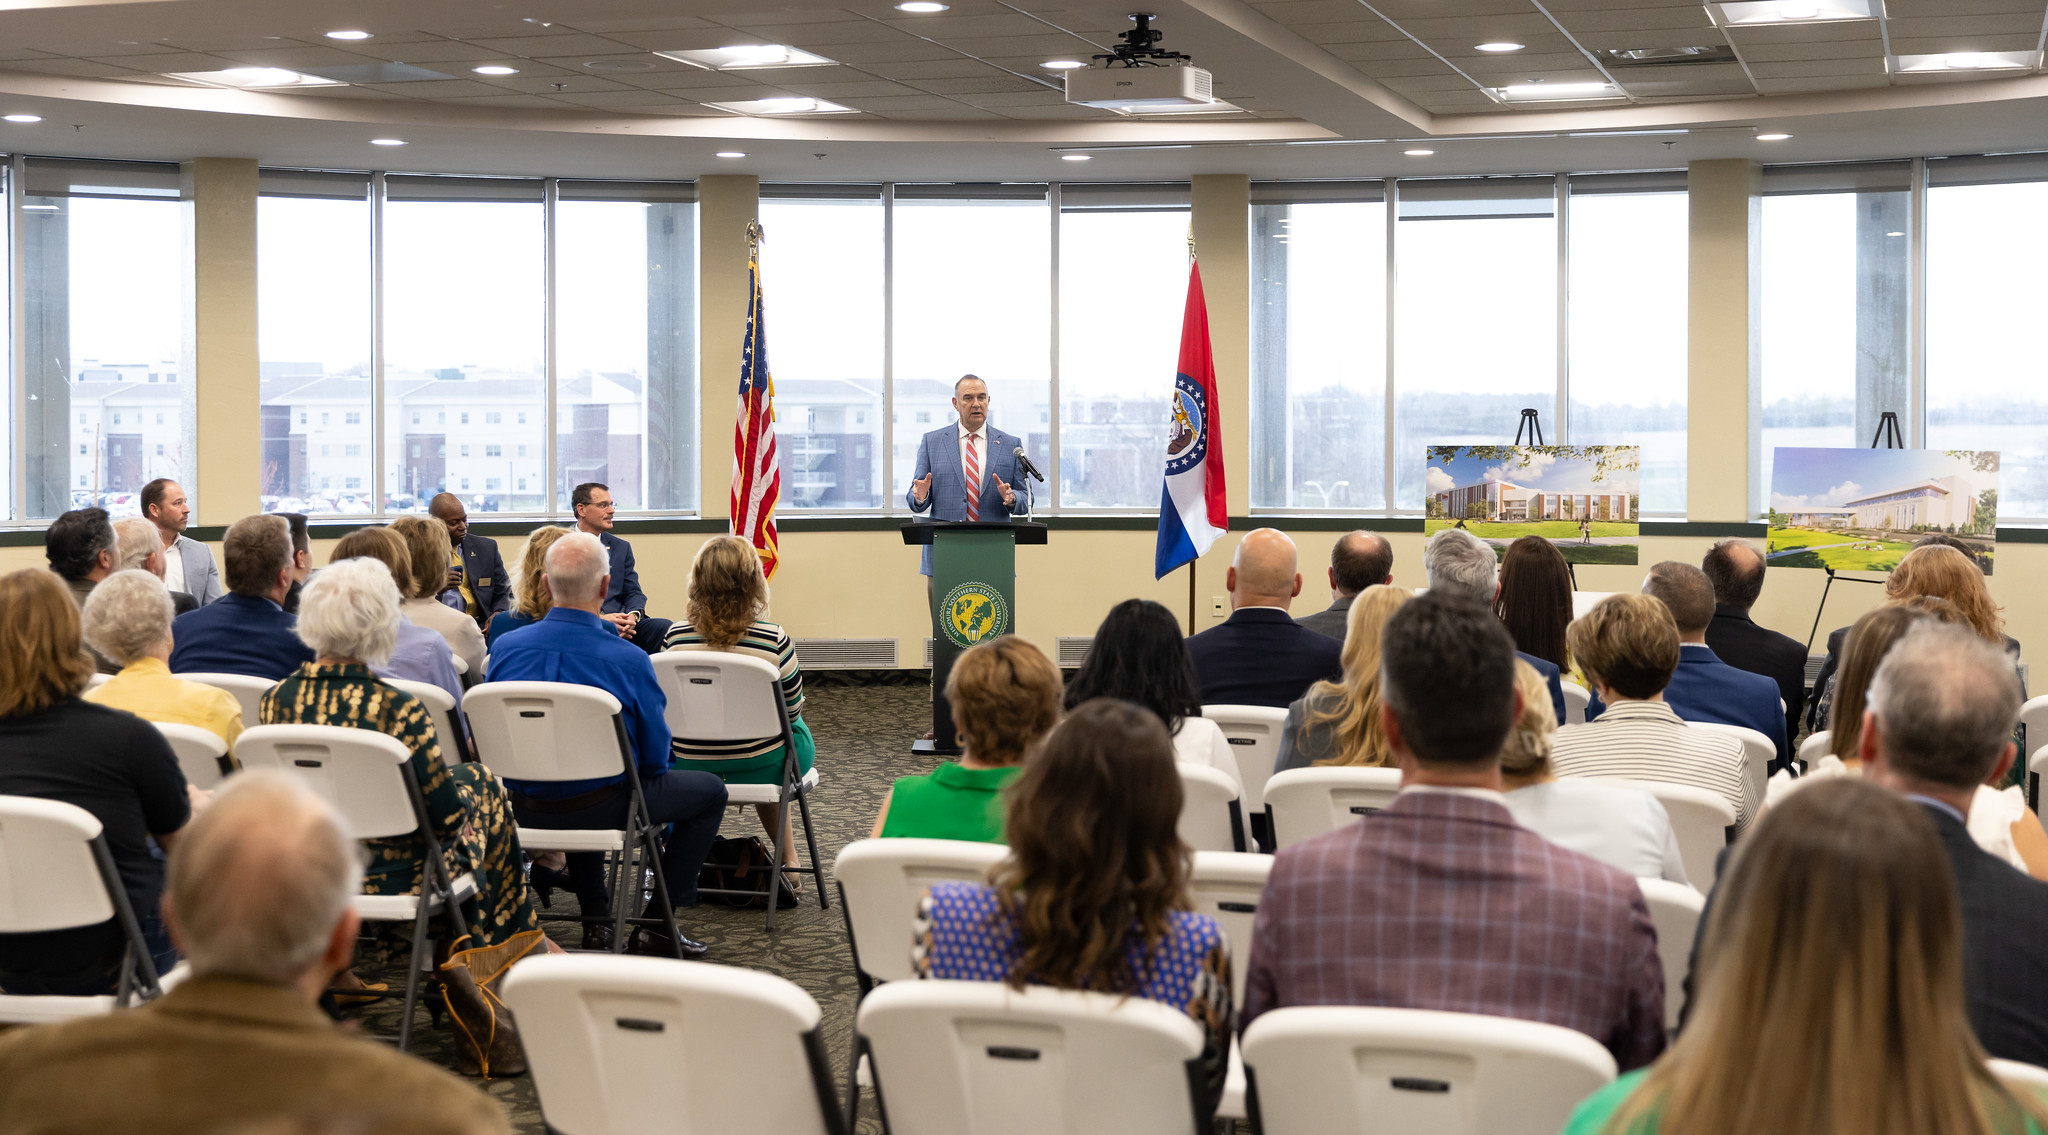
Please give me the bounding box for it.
[487,532,726,957]
[169,515,316,680]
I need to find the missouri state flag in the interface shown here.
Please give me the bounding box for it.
[1155,258,1228,578]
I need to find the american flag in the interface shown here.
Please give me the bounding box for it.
[731,243,781,579]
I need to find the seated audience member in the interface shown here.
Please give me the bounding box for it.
[389,515,488,677]
[1297,530,1393,642]
[0,771,512,1135]
[1495,535,1573,672]
[1500,660,1687,884]
[1566,779,2048,1135]
[1805,603,2048,881]
[430,492,509,629]
[873,635,1061,842]
[1275,585,1411,773]
[0,569,192,995]
[1185,528,1342,708]
[330,526,464,708]
[46,506,120,673]
[916,698,1232,1117]
[169,515,317,680]
[1808,542,2020,731]
[1609,560,1791,771]
[662,535,816,876]
[1550,593,1756,836]
[82,570,244,749]
[487,533,726,957]
[1424,527,1567,725]
[1700,539,1805,743]
[277,512,311,614]
[1854,623,2048,1066]
[1243,591,1666,1070]
[262,558,544,956]
[486,525,567,648]
[113,516,198,614]
[572,481,672,654]
[1064,598,1241,793]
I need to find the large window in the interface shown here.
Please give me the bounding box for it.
[21,159,189,520]
[759,187,884,509]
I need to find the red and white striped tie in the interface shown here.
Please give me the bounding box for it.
[964,432,980,522]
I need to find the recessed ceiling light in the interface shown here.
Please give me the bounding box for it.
[163,66,341,89]
[324,30,373,41]
[1042,60,1087,69]
[369,138,407,146]
[895,1,949,10]
[472,65,520,76]
[2,113,41,124]
[1061,153,1091,161]
[1756,132,1792,141]
[1885,230,1905,237]
[716,151,747,158]
[1475,42,1525,52]
[654,44,835,70]
[1713,0,1872,25]
[1492,81,1623,101]
[704,96,856,115]
[1404,148,1435,156]
[1894,50,2038,72]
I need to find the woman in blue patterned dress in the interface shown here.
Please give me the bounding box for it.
[913,697,1233,1116]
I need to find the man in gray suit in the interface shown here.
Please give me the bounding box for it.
[143,478,222,606]
[1297,530,1394,642]
[905,374,1032,576]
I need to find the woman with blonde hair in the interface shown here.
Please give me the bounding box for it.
[872,635,1062,842]
[487,525,568,648]
[661,534,815,872]
[1565,779,2048,1135]
[1500,659,1687,882]
[386,514,487,676]
[1274,584,1410,772]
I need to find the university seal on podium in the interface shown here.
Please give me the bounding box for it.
[940,581,1009,649]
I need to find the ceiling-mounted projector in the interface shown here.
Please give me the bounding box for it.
[1064,13,1215,110]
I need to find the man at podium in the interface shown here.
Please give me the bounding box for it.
[905,374,1031,576]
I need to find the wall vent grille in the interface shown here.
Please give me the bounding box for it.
[792,638,899,669]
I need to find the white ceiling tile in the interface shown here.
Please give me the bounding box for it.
[1887,32,2038,52]
[776,78,928,96]
[879,13,1054,37]
[377,41,521,64]
[723,20,922,46]
[934,33,1103,55]
[1248,0,1382,23]
[210,45,394,68]
[461,34,642,57]
[1751,74,1889,92]
[480,73,634,94]
[1737,39,1887,61]
[8,57,152,77]
[858,57,1014,79]
[564,16,721,33]
[434,93,581,109]
[1271,20,1409,45]
[804,39,965,64]
[1745,58,1889,77]
[908,73,1054,94]
[1884,13,2045,38]
[354,77,520,98]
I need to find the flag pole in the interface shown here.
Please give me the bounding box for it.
[1184,224,1199,635]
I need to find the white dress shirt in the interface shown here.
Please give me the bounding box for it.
[1171,715,1245,796]
[162,537,186,593]
[1505,779,1690,884]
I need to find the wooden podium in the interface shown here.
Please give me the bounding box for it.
[902,520,1048,755]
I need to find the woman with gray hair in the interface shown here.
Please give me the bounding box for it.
[260,556,544,951]
[82,569,244,748]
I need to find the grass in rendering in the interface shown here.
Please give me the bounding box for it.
[1765,526,1921,572]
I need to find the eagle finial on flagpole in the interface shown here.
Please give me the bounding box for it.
[1187,225,1196,263]
[746,218,765,251]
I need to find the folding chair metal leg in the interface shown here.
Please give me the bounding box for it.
[843,1034,866,1127]
[635,808,688,958]
[763,809,786,933]
[796,784,827,911]
[397,896,432,1051]
[610,847,630,954]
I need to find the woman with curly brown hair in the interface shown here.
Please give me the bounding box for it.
[912,697,1233,1119]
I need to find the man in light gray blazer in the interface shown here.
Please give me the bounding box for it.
[1297,530,1394,642]
[143,478,222,606]
[905,375,1032,577]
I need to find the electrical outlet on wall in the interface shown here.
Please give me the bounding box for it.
[1211,596,1226,618]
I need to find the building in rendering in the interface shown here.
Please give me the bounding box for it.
[1434,478,1632,523]
[1841,476,1980,531]
[1782,506,1854,528]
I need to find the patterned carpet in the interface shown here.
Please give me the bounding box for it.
[348,681,936,1134]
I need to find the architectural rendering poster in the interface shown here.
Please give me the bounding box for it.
[1424,446,1640,565]
[1767,447,1998,573]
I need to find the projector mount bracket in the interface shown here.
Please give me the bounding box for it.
[1091,13,1192,68]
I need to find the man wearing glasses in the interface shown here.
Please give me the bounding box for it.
[571,482,671,654]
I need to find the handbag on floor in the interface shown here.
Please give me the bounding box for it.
[697,835,798,910]
[437,928,543,1078]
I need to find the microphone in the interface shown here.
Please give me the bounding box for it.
[1013,446,1046,483]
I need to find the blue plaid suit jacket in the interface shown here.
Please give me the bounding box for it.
[905,422,1031,576]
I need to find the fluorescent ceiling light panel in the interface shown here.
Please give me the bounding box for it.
[704,96,855,115]
[1491,82,1623,101]
[1894,50,2038,72]
[162,67,341,89]
[1713,0,1871,25]
[654,44,835,70]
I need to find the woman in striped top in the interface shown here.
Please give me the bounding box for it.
[662,535,814,873]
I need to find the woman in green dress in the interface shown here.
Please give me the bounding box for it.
[662,535,815,871]
[261,555,543,951]
[870,635,1062,843]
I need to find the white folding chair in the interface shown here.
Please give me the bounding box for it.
[833,837,1010,1120]
[173,672,275,729]
[1240,1005,1617,1135]
[1203,704,1287,852]
[1991,1058,2048,1102]
[856,980,1208,1135]
[233,723,475,1050]
[463,681,686,959]
[152,721,232,790]
[501,954,847,1135]
[1636,877,1704,1032]
[2021,694,2048,811]
[1687,721,1772,812]
[648,651,825,931]
[0,795,162,1022]
[1188,850,1272,1121]
[386,678,470,768]
[1798,729,1832,771]
[1177,764,1245,853]
[1560,680,1591,725]
[1598,778,1735,885]
[84,672,112,692]
[1263,766,1404,850]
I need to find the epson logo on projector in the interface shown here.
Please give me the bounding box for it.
[1064,65,1214,109]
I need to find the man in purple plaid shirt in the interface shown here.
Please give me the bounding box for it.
[1241,591,1667,1070]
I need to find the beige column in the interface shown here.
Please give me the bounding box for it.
[1686,159,1762,523]
[1192,174,1251,518]
[182,158,260,525]
[696,175,760,523]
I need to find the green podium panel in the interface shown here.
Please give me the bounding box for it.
[903,521,1046,754]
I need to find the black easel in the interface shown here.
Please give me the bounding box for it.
[1803,411,1902,649]
[1514,408,1544,446]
